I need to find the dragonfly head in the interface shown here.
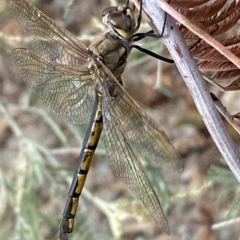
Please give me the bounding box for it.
[102,3,140,40]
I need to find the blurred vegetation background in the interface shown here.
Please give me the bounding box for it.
[0,0,240,239]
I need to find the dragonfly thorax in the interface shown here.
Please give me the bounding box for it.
[89,3,140,82]
[89,32,131,81]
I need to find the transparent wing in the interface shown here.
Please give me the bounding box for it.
[98,62,181,169]
[7,0,88,65]
[104,92,181,169]
[96,63,181,232]
[103,109,170,232]
[12,48,95,124]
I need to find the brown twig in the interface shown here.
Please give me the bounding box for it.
[140,0,240,181]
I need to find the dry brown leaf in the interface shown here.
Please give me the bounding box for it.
[180,0,227,21]
[171,0,240,88]
[170,0,209,9]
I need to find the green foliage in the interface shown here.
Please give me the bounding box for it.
[208,163,240,219]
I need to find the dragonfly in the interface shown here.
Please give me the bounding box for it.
[7,0,181,239]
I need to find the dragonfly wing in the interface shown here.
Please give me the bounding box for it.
[103,95,181,170]
[98,61,181,170]
[103,106,170,233]
[12,48,95,124]
[7,0,88,66]
[109,94,181,170]
[96,62,181,233]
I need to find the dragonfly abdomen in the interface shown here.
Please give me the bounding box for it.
[59,91,103,240]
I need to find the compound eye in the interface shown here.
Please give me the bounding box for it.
[102,6,117,18]
[102,5,136,38]
[109,10,133,32]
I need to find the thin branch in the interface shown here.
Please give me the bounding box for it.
[211,93,240,135]
[212,217,240,230]
[141,0,240,181]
